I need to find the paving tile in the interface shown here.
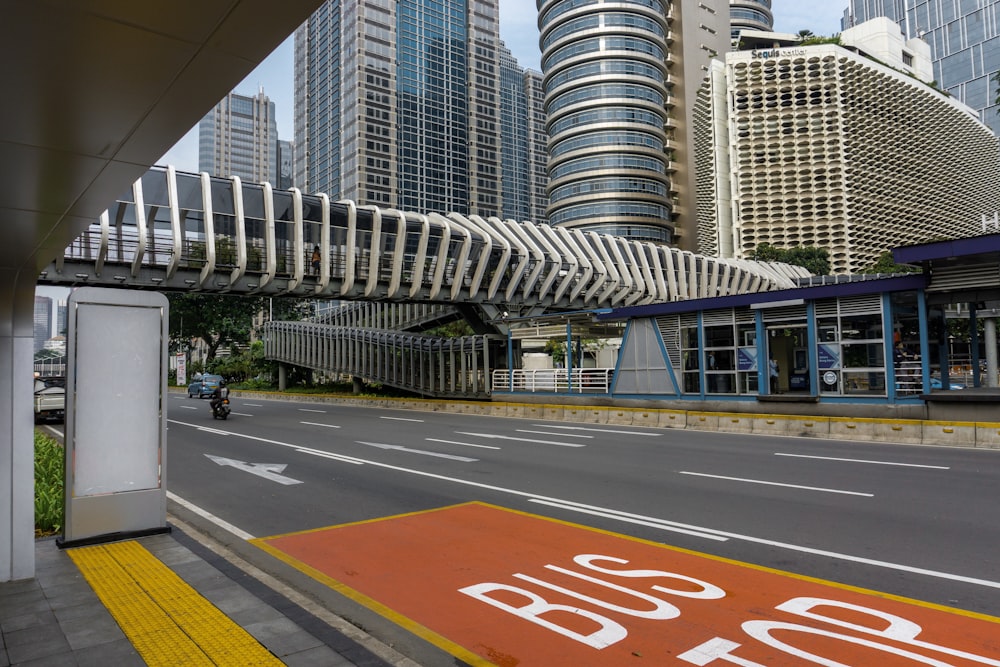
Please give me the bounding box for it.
[0,593,52,624]
[245,616,324,656]
[0,646,8,667]
[4,623,71,664]
[73,637,145,667]
[283,644,357,667]
[16,649,77,667]
[0,610,58,634]
[59,612,127,650]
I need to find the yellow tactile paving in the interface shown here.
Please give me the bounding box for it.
[68,540,282,666]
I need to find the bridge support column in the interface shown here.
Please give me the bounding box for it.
[986,317,998,388]
[0,276,36,582]
[352,376,364,394]
[278,363,287,392]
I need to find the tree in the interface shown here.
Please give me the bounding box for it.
[797,29,815,40]
[167,293,267,361]
[749,243,831,276]
[861,251,920,275]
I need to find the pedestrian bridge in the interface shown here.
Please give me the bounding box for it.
[40,166,808,306]
[39,166,812,398]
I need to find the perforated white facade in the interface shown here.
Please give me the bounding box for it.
[696,43,1000,274]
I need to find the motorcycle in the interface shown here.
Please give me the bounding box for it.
[211,397,231,420]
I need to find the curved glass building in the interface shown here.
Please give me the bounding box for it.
[539,0,676,243]
[729,0,773,41]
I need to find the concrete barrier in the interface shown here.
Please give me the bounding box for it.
[564,407,609,424]
[657,410,687,429]
[829,417,876,441]
[873,419,923,444]
[787,416,831,437]
[505,403,528,419]
[922,421,977,448]
[717,412,754,434]
[542,404,565,422]
[687,412,720,431]
[523,404,546,421]
[751,415,788,436]
[489,403,509,418]
[974,422,1000,449]
[606,409,635,425]
[630,410,661,429]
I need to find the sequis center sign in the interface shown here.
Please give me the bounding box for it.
[255,503,1000,667]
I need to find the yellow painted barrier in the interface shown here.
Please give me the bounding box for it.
[606,408,635,425]
[563,407,609,424]
[922,420,977,447]
[542,404,565,421]
[829,417,877,441]
[657,410,687,429]
[630,410,661,428]
[873,419,923,444]
[974,422,1000,449]
[717,412,753,434]
[751,415,788,436]
[687,412,720,431]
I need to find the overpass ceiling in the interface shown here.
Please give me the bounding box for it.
[0,0,321,282]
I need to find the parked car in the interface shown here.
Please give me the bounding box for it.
[33,376,66,423]
[188,374,224,398]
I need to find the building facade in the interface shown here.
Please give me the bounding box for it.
[198,90,280,186]
[695,22,1000,274]
[730,0,773,40]
[843,0,1000,136]
[32,296,51,354]
[538,0,729,246]
[296,0,538,220]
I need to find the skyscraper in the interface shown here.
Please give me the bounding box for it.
[538,0,730,245]
[199,90,280,185]
[499,44,549,222]
[730,0,773,40]
[843,0,1000,135]
[296,0,528,219]
[33,295,51,354]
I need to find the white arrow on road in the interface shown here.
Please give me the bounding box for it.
[357,441,478,462]
[205,455,303,485]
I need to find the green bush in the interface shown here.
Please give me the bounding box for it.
[34,430,64,536]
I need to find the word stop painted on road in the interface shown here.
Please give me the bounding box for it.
[257,503,1000,667]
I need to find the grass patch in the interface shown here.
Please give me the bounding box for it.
[34,430,64,537]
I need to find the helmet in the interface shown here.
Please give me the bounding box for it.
[219,379,226,387]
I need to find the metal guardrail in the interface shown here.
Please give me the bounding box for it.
[491,368,614,393]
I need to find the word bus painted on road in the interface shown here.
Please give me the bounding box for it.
[257,503,1000,666]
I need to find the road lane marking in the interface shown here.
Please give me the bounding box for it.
[242,403,263,407]
[517,429,593,438]
[302,421,341,428]
[456,432,585,447]
[678,471,874,497]
[178,405,198,410]
[197,427,231,435]
[775,452,950,469]
[167,491,256,541]
[358,441,479,462]
[296,449,365,465]
[231,412,253,417]
[380,416,425,422]
[532,424,663,436]
[426,438,501,450]
[170,419,365,466]
[297,408,327,413]
[206,455,303,485]
[168,419,1000,590]
[528,499,727,541]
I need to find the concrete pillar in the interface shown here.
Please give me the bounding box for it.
[1,276,37,582]
[278,362,287,392]
[986,317,999,388]
[352,375,364,394]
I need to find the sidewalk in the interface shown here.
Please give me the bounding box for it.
[0,522,414,667]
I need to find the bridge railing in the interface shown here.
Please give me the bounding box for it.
[491,368,614,394]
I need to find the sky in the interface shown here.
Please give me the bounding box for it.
[158,0,848,173]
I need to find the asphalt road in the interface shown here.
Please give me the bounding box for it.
[165,393,1000,623]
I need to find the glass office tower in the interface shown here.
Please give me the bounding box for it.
[199,91,279,185]
[295,0,507,217]
[844,0,1000,135]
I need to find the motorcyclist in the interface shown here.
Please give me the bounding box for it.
[210,379,230,414]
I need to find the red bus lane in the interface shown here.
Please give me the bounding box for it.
[254,503,1000,666]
